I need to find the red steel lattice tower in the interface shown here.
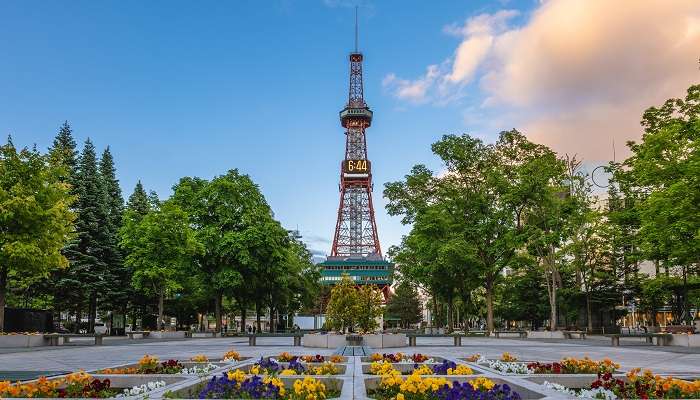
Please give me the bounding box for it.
[330,22,382,258]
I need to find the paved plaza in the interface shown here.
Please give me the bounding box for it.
[0,336,698,376]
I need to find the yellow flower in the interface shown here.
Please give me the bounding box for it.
[447,364,473,375]
[412,365,434,375]
[370,361,398,375]
[281,369,297,376]
[227,369,246,383]
[250,365,261,375]
[330,355,343,363]
[138,354,160,371]
[470,377,495,391]
[500,352,517,362]
[191,354,208,362]
[223,350,241,361]
[370,353,383,361]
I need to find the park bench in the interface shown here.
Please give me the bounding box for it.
[406,333,468,346]
[247,333,303,346]
[563,330,587,339]
[126,331,150,339]
[607,333,672,346]
[493,330,527,339]
[44,333,104,346]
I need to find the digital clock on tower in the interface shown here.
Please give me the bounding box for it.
[343,159,371,173]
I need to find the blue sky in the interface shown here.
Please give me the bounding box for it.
[4,1,698,257]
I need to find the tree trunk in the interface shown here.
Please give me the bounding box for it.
[240,305,247,333]
[447,298,454,333]
[269,306,276,333]
[74,308,81,333]
[255,303,262,333]
[158,289,164,330]
[88,293,96,333]
[486,277,495,333]
[548,274,557,331]
[214,293,222,333]
[432,296,439,329]
[0,269,7,333]
[586,291,593,332]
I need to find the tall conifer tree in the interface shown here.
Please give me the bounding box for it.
[65,139,111,332]
[47,121,82,327]
[99,147,127,332]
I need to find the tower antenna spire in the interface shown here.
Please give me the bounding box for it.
[354,5,358,52]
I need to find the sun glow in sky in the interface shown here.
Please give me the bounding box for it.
[3,0,699,258]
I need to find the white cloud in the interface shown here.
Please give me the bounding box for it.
[382,65,440,103]
[383,0,700,161]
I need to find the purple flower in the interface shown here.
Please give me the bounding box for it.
[199,373,282,399]
[434,381,522,400]
[432,360,458,375]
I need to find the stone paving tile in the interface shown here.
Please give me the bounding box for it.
[0,337,698,376]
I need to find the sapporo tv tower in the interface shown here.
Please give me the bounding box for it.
[320,9,393,299]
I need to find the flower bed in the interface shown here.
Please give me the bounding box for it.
[0,371,167,398]
[366,361,475,376]
[235,358,344,376]
[541,369,700,399]
[364,353,439,364]
[477,356,620,375]
[366,374,522,400]
[96,354,220,375]
[165,372,342,399]
[273,352,345,363]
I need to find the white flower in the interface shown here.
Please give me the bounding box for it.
[486,360,533,374]
[116,380,166,397]
[179,363,218,375]
[543,381,617,399]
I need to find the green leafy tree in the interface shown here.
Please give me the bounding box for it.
[356,285,384,332]
[385,282,423,328]
[325,275,359,332]
[387,130,557,332]
[0,138,75,331]
[123,181,154,329]
[120,201,201,329]
[171,170,283,333]
[614,85,700,324]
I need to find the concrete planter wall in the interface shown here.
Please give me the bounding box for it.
[526,331,565,339]
[362,334,406,348]
[149,331,186,339]
[669,334,700,347]
[303,334,347,348]
[0,334,47,348]
[191,332,219,338]
[303,333,406,348]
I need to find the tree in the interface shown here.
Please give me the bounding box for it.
[325,275,359,332]
[98,147,127,331]
[171,170,285,333]
[385,282,422,328]
[614,85,700,324]
[127,181,151,219]
[48,121,78,185]
[120,201,201,329]
[47,121,81,324]
[0,138,75,331]
[356,285,384,333]
[387,130,558,332]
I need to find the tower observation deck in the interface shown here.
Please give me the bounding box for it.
[320,13,393,298]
